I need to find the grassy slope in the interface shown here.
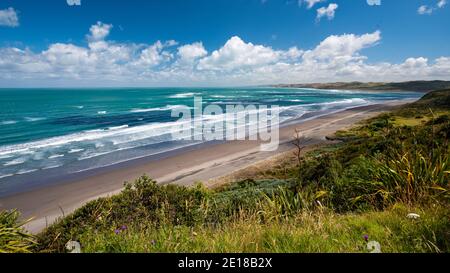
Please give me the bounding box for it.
[71,205,448,253]
[2,89,449,253]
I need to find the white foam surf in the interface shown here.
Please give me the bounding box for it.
[169,92,200,99]
[0,120,17,125]
[130,105,188,113]
[24,117,46,122]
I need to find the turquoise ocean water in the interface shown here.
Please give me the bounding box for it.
[0,87,422,196]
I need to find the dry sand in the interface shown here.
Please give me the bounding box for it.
[0,100,413,233]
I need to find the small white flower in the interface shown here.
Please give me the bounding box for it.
[367,241,382,253]
[66,241,82,253]
[407,213,420,219]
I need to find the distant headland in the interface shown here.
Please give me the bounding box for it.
[272,80,450,92]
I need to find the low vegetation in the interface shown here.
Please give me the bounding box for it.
[1,89,449,253]
[0,210,36,253]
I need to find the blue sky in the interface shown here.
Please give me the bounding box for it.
[0,0,449,87]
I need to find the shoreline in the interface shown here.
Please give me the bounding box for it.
[0,99,415,234]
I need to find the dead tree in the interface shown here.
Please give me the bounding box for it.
[292,129,307,185]
[292,129,306,168]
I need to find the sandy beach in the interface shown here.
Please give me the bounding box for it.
[0,100,414,234]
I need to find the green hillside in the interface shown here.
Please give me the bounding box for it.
[273,81,450,92]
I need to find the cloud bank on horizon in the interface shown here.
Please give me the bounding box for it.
[0,0,449,87]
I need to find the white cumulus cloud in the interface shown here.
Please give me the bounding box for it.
[418,0,447,15]
[317,3,338,21]
[418,5,434,15]
[0,7,19,27]
[300,0,326,9]
[303,31,381,62]
[88,22,113,42]
[67,0,81,6]
[437,0,447,8]
[198,36,280,71]
[177,42,208,62]
[367,0,381,6]
[0,24,449,87]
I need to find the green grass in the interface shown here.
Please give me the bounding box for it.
[62,205,449,253]
[0,210,37,253]
[392,116,428,127]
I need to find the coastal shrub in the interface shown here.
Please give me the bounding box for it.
[258,186,319,219]
[0,210,36,253]
[205,179,299,224]
[36,176,210,252]
[370,149,449,205]
[312,128,448,211]
[316,149,449,212]
[109,176,209,226]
